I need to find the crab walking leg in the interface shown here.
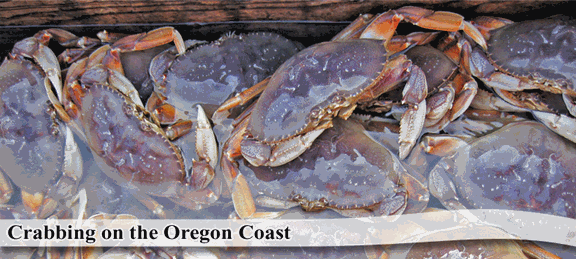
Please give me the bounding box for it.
[214,77,271,115]
[107,68,146,107]
[38,29,100,49]
[358,6,487,50]
[331,14,375,41]
[448,75,478,121]
[518,241,563,259]
[333,15,440,51]
[31,28,103,64]
[112,26,186,55]
[423,85,455,128]
[59,127,83,198]
[470,88,528,112]
[221,117,257,219]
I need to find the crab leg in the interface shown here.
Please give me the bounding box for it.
[40,29,104,64]
[215,76,271,114]
[423,85,455,128]
[333,14,440,51]
[431,33,479,123]
[449,74,478,121]
[112,26,186,55]
[359,6,487,50]
[154,105,219,209]
[194,105,218,173]
[221,117,257,219]
[470,88,528,112]
[0,169,13,205]
[331,14,375,41]
[471,16,514,40]
[50,127,83,201]
[399,65,428,159]
[221,116,285,219]
[518,241,563,259]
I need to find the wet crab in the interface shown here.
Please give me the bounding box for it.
[0,29,88,219]
[461,15,576,142]
[232,117,428,218]
[215,6,487,218]
[45,27,222,217]
[426,120,576,218]
[147,31,303,123]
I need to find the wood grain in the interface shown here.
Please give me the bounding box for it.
[0,0,572,26]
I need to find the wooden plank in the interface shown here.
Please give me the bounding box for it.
[0,0,573,26]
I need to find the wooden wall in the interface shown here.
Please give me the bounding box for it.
[0,0,572,26]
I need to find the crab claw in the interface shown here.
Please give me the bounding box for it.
[188,105,218,190]
[241,128,325,167]
[399,65,428,159]
[399,99,426,160]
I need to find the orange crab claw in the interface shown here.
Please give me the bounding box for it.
[359,6,487,50]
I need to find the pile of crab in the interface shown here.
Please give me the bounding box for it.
[1,5,576,258]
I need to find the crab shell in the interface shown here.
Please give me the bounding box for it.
[484,16,576,96]
[249,39,410,143]
[429,121,576,218]
[239,117,428,216]
[0,59,66,196]
[152,32,303,120]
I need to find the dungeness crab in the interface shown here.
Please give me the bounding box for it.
[427,120,576,218]
[216,6,487,218]
[0,29,85,218]
[45,27,221,217]
[236,117,428,217]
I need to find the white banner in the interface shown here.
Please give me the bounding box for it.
[1,209,575,247]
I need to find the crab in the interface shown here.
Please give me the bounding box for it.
[233,117,428,218]
[461,15,576,143]
[45,27,222,218]
[214,6,487,218]
[0,29,88,219]
[146,31,303,124]
[426,120,576,218]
